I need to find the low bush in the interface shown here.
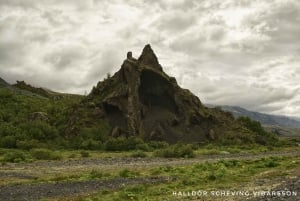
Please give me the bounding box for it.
[2,151,28,163]
[104,137,144,151]
[80,150,90,158]
[16,139,45,150]
[30,148,62,160]
[119,169,139,178]
[148,141,169,149]
[237,116,279,145]
[207,173,217,181]
[130,150,147,158]
[79,139,103,150]
[89,169,104,179]
[135,143,152,151]
[0,136,17,148]
[154,144,195,158]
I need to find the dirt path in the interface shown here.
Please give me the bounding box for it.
[0,151,299,201]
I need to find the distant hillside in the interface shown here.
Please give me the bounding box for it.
[207,105,300,128]
[12,81,62,99]
[0,77,10,88]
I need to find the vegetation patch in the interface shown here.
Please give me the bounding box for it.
[130,150,147,158]
[30,148,62,160]
[56,156,300,201]
[80,151,90,158]
[154,144,195,158]
[2,150,30,163]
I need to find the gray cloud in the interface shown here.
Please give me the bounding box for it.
[86,48,124,83]
[156,12,197,33]
[0,0,37,8]
[0,0,299,117]
[44,45,86,70]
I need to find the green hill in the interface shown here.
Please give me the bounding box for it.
[0,81,83,149]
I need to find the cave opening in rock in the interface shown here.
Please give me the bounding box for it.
[103,103,127,128]
[139,70,178,113]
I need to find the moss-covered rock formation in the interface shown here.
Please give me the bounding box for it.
[66,45,266,144]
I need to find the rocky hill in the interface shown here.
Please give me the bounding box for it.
[66,45,259,143]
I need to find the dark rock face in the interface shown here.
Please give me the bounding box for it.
[67,45,234,143]
[138,44,163,71]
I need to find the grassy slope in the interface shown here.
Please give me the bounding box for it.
[0,86,83,149]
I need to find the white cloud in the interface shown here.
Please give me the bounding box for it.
[0,0,299,117]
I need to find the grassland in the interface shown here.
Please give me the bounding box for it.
[0,144,299,201]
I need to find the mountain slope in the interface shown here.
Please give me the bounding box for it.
[0,77,83,149]
[218,105,300,128]
[0,77,10,88]
[66,45,271,144]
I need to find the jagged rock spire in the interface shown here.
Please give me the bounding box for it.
[67,44,239,143]
[138,44,162,71]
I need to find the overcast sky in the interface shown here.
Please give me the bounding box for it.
[0,0,300,118]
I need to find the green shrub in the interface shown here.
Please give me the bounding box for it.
[104,137,127,151]
[221,160,240,167]
[2,151,28,163]
[154,144,195,158]
[79,127,109,142]
[236,116,279,145]
[21,122,59,141]
[207,173,217,181]
[119,169,139,178]
[148,141,169,149]
[130,151,147,158]
[80,139,103,150]
[254,158,280,168]
[80,150,90,158]
[89,169,104,179]
[220,129,255,146]
[68,153,77,158]
[104,137,145,151]
[136,143,152,151]
[0,136,17,148]
[30,148,62,160]
[16,139,45,150]
[265,160,278,168]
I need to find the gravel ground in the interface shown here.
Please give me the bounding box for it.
[0,177,169,201]
[249,176,300,201]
